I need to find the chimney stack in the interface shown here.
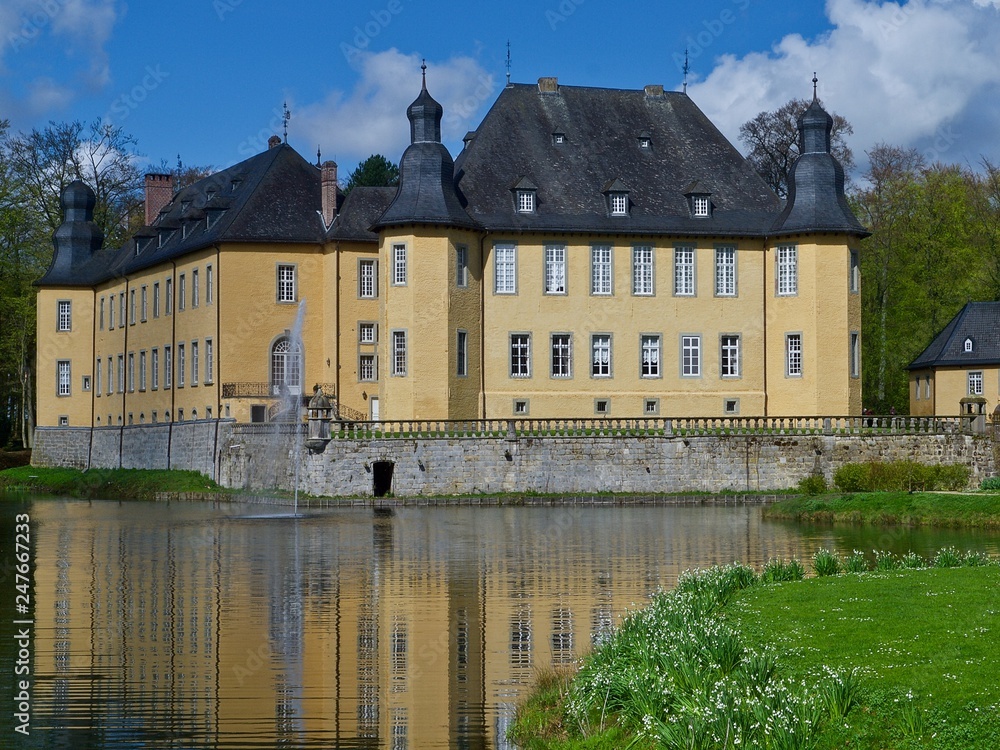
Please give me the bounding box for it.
[321,160,339,227]
[644,84,665,99]
[537,77,559,93]
[144,173,175,226]
[268,135,282,149]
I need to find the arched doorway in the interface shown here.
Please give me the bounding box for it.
[270,337,302,396]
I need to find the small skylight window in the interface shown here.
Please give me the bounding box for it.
[552,132,566,145]
[639,136,651,149]
[964,337,974,353]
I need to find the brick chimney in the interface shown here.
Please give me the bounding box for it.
[321,160,338,227]
[144,173,174,225]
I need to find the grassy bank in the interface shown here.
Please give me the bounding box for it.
[511,557,1000,749]
[765,491,1000,528]
[0,465,224,500]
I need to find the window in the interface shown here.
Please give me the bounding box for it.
[513,399,529,415]
[153,283,160,318]
[129,289,136,324]
[777,245,797,296]
[359,354,377,381]
[632,246,653,296]
[277,264,296,302]
[205,339,213,383]
[544,245,566,294]
[456,245,468,287]
[359,259,378,298]
[552,132,565,144]
[152,349,159,390]
[786,334,802,377]
[457,330,468,377]
[164,346,172,389]
[674,245,695,296]
[724,398,740,415]
[968,370,984,396]
[924,376,931,400]
[57,360,71,396]
[551,334,572,378]
[192,269,200,308]
[99,298,105,330]
[177,344,185,387]
[591,334,611,377]
[57,300,71,332]
[639,136,651,149]
[271,338,302,394]
[495,243,517,294]
[644,398,659,415]
[206,265,213,304]
[715,246,736,297]
[359,322,377,344]
[140,286,148,321]
[610,193,628,216]
[392,244,407,286]
[721,335,740,378]
[128,352,135,392]
[139,351,147,391]
[516,190,535,213]
[850,332,860,378]
[191,341,199,386]
[119,293,125,326]
[640,335,661,377]
[510,334,530,377]
[681,335,701,376]
[391,330,407,376]
[692,195,710,217]
[591,245,612,295]
[178,275,186,311]
[109,298,115,329]
[964,337,974,353]
[849,250,859,293]
[594,399,610,416]
[107,358,113,395]
[95,358,101,396]
[165,278,173,315]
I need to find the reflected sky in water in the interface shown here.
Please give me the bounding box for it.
[1,499,998,749]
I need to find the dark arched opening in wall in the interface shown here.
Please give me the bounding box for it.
[372,461,394,498]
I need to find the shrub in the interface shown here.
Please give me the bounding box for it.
[832,461,970,492]
[798,474,827,496]
[932,546,963,568]
[844,550,868,573]
[833,463,868,492]
[981,476,1000,491]
[812,548,841,577]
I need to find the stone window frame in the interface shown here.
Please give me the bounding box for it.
[56,299,72,332]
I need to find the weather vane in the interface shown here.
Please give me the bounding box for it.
[683,48,690,94]
[506,40,512,86]
[813,72,818,100]
[283,101,291,143]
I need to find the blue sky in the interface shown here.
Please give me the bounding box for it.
[3,0,1000,179]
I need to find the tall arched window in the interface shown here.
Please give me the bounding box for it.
[271,338,302,396]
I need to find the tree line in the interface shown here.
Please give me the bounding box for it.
[2,108,997,448]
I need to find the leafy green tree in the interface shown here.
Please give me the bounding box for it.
[343,154,399,195]
[739,98,854,198]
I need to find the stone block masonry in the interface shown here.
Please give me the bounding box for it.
[33,422,996,497]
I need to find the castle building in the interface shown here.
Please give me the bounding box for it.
[35,75,866,435]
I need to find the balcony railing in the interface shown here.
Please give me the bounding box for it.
[221,382,366,421]
[229,415,976,440]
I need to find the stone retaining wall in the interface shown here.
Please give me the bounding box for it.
[33,422,996,496]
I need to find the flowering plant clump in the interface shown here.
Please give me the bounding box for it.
[844,549,868,573]
[812,548,841,577]
[566,563,860,749]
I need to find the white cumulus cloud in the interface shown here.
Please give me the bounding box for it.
[688,0,1000,169]
[290,49,497,175]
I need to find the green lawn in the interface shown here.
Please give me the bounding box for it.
[765,492,1000,528]
[0,465,224,500]
[511,563,1000,749]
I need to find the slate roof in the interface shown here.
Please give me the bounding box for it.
[908,302,1000,369]
[452,83,782,236]
[38,144,327,287]
[327,187,397,242]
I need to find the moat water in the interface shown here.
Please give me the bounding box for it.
[2,498,998,749]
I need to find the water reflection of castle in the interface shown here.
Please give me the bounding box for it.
[30,502,808,748]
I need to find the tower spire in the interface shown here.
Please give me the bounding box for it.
[812,72,818,101]
[421,59,427,90]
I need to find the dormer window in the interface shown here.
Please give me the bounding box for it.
[230,178,242,192]
[157,229,175,248]
[638,131,652,149]
[964,337,974,353]
[602,178,630,217]
[180,200,191,212]
[692,195,710,217]
[206,210,225,230]
[512,177,538,214]
[552,132,566,145]
[206,188,216,201]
